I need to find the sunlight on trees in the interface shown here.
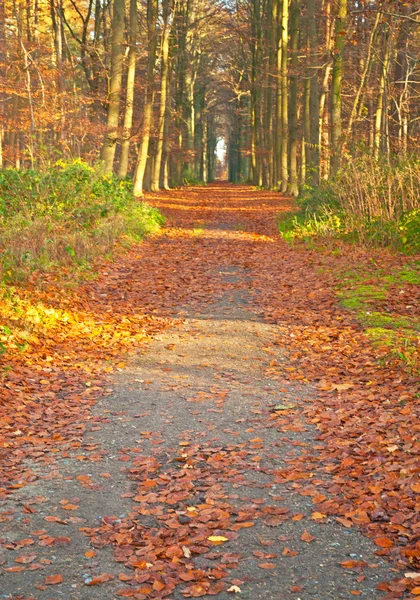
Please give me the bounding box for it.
[0,0,418,194]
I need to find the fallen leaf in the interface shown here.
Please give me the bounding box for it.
[86,573,115,585]
[258,562,277,569]
[311,512,326,520]
[45,574,63,585]
[301,531,315,543]
[374,537,393,548]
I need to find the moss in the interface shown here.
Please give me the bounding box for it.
[340,296,363,310]
[336,262,419,374]
[366,327,398,346]
[339,284,386,311]
[397,267,420,285]
[365,312,418,331]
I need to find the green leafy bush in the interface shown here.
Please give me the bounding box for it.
[0,160,163,282]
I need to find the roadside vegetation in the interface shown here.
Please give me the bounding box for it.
[278,155,420,254]
[0,160,163,361]
[0,159,163,286]
[278,155,420,375]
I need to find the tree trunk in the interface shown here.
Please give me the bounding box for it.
[133,0,158,197]
[330,0,347,174]
[101,0,125,173]
[288,0,299,196]
[152,0,172,190]
[306,0,320,183]
[374,23,393,159]
[319,0,334,179]
[346,11,381,137]
[279,0,288,192]
[118,0,138,177]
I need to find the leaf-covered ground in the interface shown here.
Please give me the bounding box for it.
[0,184,419,599]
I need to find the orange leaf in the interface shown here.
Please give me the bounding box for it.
[373,537,393,548]
[258,562,277,569]
[311,512,326,520]
[45,574,63,585]
[86,573,115,586]
[301,531,315,543]
[340,560,367,569]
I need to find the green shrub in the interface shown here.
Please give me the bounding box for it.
[0,160,163,283]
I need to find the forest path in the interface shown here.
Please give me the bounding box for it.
[1,184,407,599]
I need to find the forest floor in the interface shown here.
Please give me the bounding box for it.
[1,184,419,600]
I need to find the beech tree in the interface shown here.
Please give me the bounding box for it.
[0,0,418,195]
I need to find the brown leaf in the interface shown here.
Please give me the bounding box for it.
[340,560,367,569]
[258,562,277,570]
[45,574,63,585]
[301,531,315,543]
[86,573,115,585]
[373,537,393,548]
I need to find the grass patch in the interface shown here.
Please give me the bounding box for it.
[337,262,419,373]
[0,160,163,284]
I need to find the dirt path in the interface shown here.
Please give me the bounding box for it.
[1,184,416,599]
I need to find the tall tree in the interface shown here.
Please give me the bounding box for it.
[133,0,158,196]
[101,0,125,172]
[330,0,347,174]
[118,0,138,177]
[151,0,173,191]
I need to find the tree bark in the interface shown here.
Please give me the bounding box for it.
[288,0,299,196]
[101,0,125,173]
[151,0,172,191]
[118,0,138,177]
[133,0,158,196]
[374,22,393,159]
[279,0,289,192]
[330,0,347,174]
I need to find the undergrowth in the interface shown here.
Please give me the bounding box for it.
[0,160,163,284]
[278,156,419,373]
[279,155,420,253]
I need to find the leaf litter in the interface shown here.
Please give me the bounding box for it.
[0,183,418,598]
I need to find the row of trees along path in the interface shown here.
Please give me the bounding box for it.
[1,0,420,598]
[1,184,419,599]
[1,0,419,194]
